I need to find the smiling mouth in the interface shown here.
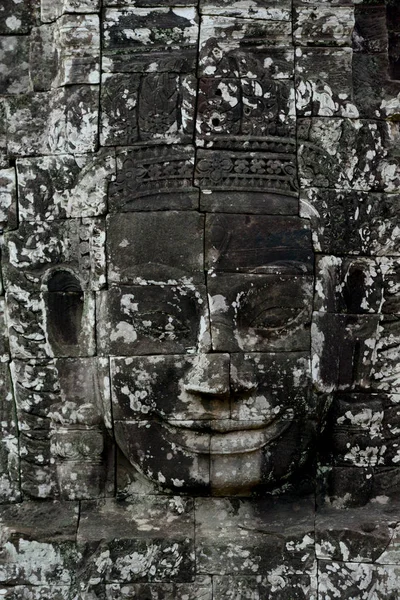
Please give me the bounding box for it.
[161,418,291,455]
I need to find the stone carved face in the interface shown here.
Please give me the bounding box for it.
[98,211,315,495]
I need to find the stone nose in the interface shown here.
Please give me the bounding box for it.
[183,353,230,397]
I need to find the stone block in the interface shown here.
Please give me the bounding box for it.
[0,168,17,230]
[0,1,39,34]
[318,561,400,600]
[195,497,315,575]
[208,274,313,352]
[17,151,115,221]
[97,285,209,356]
[100,71,196,146]
[300,189,400,255]
[77,497,195,583]
[109,145,198,213]
[0,37,30,96]
[298,118,400,193]
[312,312,380,393]
[56,14,100,86]
[198,17,294,80]
[105,579,212,599]
[196,150,299,207]
[196,77,295,145]
[205,214,312,273]
[3,218,106,292]
[295,47,357,117]
[102,7,198,73]
[7,86,99,156]
[329,393,400,468]
[294,5,354,47]
[106,212,204,285]
[314,256,400,314]
[199,0,291,20]
[212,575,316,600]
[41,0,100,22]
[0,501,80,586]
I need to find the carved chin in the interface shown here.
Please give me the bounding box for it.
[114,419,314,496]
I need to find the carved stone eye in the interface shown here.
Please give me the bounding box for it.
[46,270,84,349]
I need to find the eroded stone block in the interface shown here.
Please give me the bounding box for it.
[318,561,400,600]
[0,37,30,96]
[101,72,196,146]
[0,168,17,230]
[213,575,316,600]
[7,86,99,156]
[0,1,39,34]
[300,189,400,255]
[295,47,357,117]
[102,7,198,73]
[196,150,299,207]
[196,77,296,145]
[17,152,115,221]
[0,501,80,586]
[195,497,315,575]
[105,579,212,600]
[198,17,294,80]
[315,256,400,314]
[298,118,400,193]
[312,313,380,393]
[41,0,100,22]
[294,5,354,47]
[77,497,195,583]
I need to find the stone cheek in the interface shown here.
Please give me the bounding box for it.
[2,0,400,597]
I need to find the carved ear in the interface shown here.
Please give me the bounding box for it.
[46,270,84,353]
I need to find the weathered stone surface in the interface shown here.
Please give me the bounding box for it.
[196,150,299,208]
[298,118,400,193]
[312,313,380,393]
[318,561,400,600]
[295,47,357,117]
[6,86,99,156]
[41,0,100,23]
[3,218,106,291]
[0,168,17,230]
[196,497,315,574]
[106,212,204,285]
[0,37,30,96]
[213,575,316,600]
[315,256,400,314]
[200,0,291,20]
[77,497,195,583]
[0,1,39,34]
[100,71,196,146]
[198,17,294,80]
[0,501,80,585]
[300,189,400,255]
[196,77,296,144]
[104,579,212,600]
[109,146,198,212]
[102,7,198,74]
[294,5,354,47]
[17,152,115,221]
[97,285,209,356]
